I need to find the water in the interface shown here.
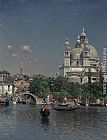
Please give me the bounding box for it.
[0,104,107,140]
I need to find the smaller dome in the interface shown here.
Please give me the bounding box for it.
[81,32,86,37]
[65,38,70,46]
[81,28,86,36]
[0,70,10,74]
[77,36,80,44]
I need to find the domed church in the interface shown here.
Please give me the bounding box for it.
[59,28,100,84]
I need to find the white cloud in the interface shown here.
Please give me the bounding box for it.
[12,53,18,57]
[21,45,31,53]
[7,45,12,50]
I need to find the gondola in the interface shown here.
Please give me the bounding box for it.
[40,108,50,118]
[53,104,80,111]
[40,104,51,118]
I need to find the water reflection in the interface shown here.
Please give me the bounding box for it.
[0,105,107,140]
[41,117,50,130]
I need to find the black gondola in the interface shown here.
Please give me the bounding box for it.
[40,103,51,118]
[40,108,50,118]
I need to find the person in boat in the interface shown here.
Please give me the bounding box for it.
[41,107,50,118]
[40,97,51,118]
[41,102,51,118]
[64,97,67,104]
[73,99,77,106]
[43,97,47,104]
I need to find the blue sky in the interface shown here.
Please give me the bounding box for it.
[0,0,107,76]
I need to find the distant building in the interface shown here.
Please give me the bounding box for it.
[59,28,100,83]
[0,70,13,95]
[13,63,30,94]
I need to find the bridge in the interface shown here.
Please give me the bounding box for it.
[17,92,44,105]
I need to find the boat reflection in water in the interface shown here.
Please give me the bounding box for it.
[41,117,50,128]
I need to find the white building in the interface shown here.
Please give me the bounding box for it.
[59,28,100,84]
[0,70,13,96]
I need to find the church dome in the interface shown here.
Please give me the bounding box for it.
[71,47,83,59]
[89,44,99,60]
[70,44,99,60]
[81,32,86,37]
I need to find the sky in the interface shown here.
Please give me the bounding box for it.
[0,0,107,76]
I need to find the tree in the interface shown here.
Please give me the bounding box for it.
[47,77,55,92]
[29,75,50,98]
[53,76,68,92]
[59,89,69,98]
[74,84,84,101]
[88,67,91,85]
[99,68,104,85]
[61,81,75,96]
[99,68,104,93]
[88,82,103,99]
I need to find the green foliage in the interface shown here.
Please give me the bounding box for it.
[88,68,91,84]
[74,84,82,95]
[74,82,105,99]
[99,68,104,85]
[59,89,69,98]
[29,75,50,97]
[55,76,68,92]
[48,77,55,92]
[48,76,75,96]
[29,73,107,100]
[83,90,90,99]
[61,82,75,96]
[88,82,103,98]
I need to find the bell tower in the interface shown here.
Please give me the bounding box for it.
[64,39,71,67]
[20,62,23,76]
[80,28,90,66]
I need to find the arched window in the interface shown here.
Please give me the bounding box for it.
[8,85,10,91]
[76,61,79,65]
[80,77,82,83]
[64,52,67,55]
[67,52,69,55]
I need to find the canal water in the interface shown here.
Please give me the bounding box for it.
[0,104,107,140]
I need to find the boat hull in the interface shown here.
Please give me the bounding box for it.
[40,109,50,118]
[53,104,80,111]
[54,106,79,111]
[79,102,107,107]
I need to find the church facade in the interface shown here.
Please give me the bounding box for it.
[59,29,100,84]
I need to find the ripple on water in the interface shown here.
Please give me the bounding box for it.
[0,105,107,140]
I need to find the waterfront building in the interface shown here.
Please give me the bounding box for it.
[13,63,30,94]
[59,28,100,83]
[0,70,13,95]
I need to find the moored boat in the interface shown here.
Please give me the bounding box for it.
[0,98,9,107]
[53,103,80,111]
